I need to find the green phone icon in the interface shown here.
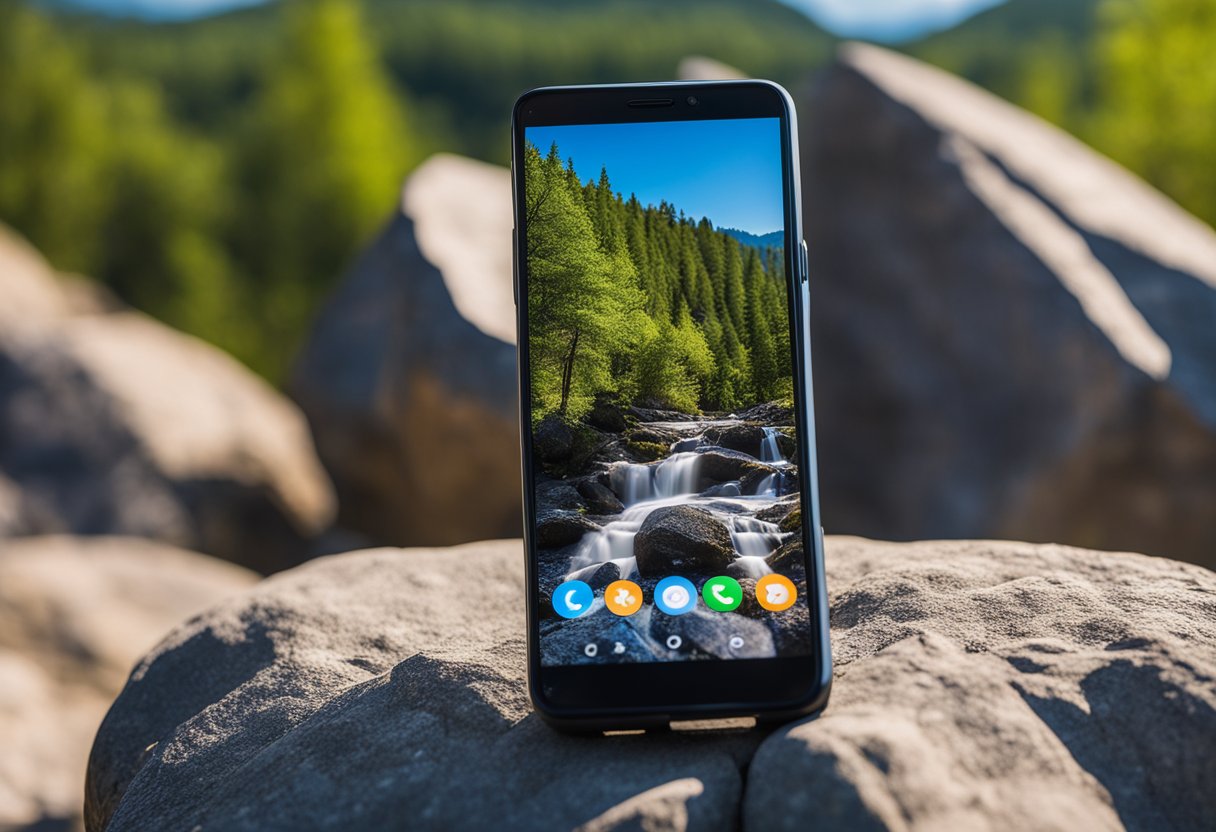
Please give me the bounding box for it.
[702,576,743,612]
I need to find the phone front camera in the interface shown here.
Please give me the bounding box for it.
[686,96,699,106]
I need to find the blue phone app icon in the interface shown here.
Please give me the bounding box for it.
[552,580,594,619]
[654,576,697,616]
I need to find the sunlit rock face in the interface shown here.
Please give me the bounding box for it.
[0,225,335,573]
[291,153,521,548]
[85,536,1216,832]
[801,43,1216,569]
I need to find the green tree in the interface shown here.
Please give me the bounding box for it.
[632,301,715,413]
[236,0,416,379]
[744,247,779,400]
[1088,0,1216,226]
[525,142,647,421]
[0,5,108,274]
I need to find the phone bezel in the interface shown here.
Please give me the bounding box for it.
[511,80,831,730]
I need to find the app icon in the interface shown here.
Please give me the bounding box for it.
[612,642,626,655]
[666,634,683,650]
[729,635,745,650]
[654,576,697,615]
[604,579,643,616]
[755,574,797,612]
[702,576,743,612]
[552,579,593,619]
[583,643,598,658]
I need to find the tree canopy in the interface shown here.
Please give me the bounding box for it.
[525,141,792,424]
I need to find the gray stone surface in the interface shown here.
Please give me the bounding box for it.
[0,536,256,832]
[291,154,520,549]
[634,505,735,577]
[86,536,1216,831]
[801,44,1216,569]
[0,226,336,573]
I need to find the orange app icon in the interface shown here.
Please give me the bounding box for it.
[604,580,643,616]
[755,574,797,612]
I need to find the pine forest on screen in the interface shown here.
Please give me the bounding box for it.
[523,139,792,425]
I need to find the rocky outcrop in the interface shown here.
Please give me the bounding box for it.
[291,153,520,548]
[0,536,256,832]
[801,44,1216,569]
[86,537,1215,831]
[0,227,335,572]
[633,505,735,576]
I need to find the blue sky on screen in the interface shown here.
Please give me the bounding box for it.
[527,118,784,236]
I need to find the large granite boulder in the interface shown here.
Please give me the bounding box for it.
[0,227,337,573]
[0,536,256,832]
[291,153,520,548]
[86,537,1215,831]
[801,44,1216,569]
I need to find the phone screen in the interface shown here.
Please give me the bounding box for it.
[523,116,812,667]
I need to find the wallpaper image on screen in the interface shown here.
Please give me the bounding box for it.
[524,118,811,666]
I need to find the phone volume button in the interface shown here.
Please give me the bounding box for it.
[512,228,519,306]
[799,239,809,284]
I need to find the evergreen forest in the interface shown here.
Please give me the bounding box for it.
[524,141,791,425]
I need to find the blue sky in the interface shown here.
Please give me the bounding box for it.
[779,0,1002,41]
[527,118,784,236]
[56,0,1005,40]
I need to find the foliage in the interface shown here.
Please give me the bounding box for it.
[234,0,414,377]
[909,0,1216,230]
[1087,0,1216,226]
[525,140,791,424]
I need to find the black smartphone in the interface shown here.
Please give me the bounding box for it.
[511,80,830,732]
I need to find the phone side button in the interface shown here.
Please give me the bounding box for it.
[512,228,519,306]
[799,239,809,284]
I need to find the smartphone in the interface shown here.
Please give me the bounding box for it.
[511,81,830,731]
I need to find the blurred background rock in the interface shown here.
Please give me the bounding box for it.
[1,0,1214,829]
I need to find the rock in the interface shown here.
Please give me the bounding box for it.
[629,406,695,423]
[756,497,799,526]
[746,537,1216,831]
[87,537,1216,831]
[778,506,802,534]
[586,397,628,433]
[802,44,1216,569]
[566,560,621,592]
[0,224,74,327]
[634,505,735,577]
[649,608,775,660]
[0,536,255,832]
[535,509,597,549]
[533,414,575,463]
[535,479,585,512]
[702,481,742,498]
[0,307,336,573]
[677,55,746,82]
[576,479,624,515]
[291,153,520,549]
[86,540,750,832]
[735,402,794,424]
[701,423,768,457]
[695,449,769,485]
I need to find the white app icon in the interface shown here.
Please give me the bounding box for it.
[614,587,636,607]
[765,584,790,606]
[564,590,583,611]
[584,643,598,658]
[729,635,745,650]
[666,634,682,650]
[661,585,690,609]
[612,642,626,655]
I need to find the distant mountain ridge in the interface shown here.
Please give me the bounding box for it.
[719,227,785,251]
